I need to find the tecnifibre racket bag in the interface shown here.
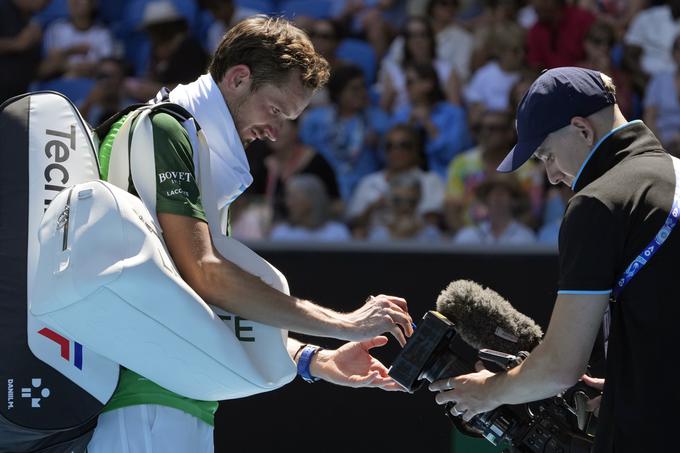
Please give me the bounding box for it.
[0,92,119,452]
[31,179,295,401]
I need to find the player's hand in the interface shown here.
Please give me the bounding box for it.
[310,336,406,391]
[341,295,413,346]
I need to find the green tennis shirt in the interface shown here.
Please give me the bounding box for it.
[97,111,217,426]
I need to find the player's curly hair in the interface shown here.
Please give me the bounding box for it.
[209,15,330,92]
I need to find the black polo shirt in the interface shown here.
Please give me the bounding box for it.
[557,121,679,452]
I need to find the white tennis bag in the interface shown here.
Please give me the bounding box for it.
[31,102,296,401]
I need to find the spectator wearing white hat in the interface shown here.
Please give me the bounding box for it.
[123,0,208,101]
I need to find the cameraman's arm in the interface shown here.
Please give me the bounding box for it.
[491,294,608,400]
[432,293,608,420]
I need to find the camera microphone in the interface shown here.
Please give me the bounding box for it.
[389,281,595,452]
[436,280,543,355]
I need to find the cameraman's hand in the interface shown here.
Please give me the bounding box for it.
[429,361,501,422]
[581,374,604,417]
[310,336,406,391]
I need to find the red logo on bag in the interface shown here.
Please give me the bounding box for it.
[38,328,83,370]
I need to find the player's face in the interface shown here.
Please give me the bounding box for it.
[229,69,313,147]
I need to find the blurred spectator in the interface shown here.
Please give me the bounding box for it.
[508,69,539,110]
[247,119,341,226]
[0,0,48,103]
[300,64,390,201]
[227,194,271,240]
[79,57,136,126]
[526,0,596,69]
[384,0,473,83]
[579,0,646,37]
[537,183,572,245]
[577,20,634,118]
[39,0,115,80]
[347,123,445,237]
[200,0,258,54]
[426,0,473,81]
[270,174,352,242]
[452,173,536,244]
[124,0,209,101]
[643,33,680,155]
[468,0,525,72]
[309,18,346,69]
[406,0,430,15]
[379,15,461,113]
[624,0,680,77]
[307,18,348,107]
[367,171,442,241]
[464,26,524,128]
[333,0,408,58]
[391,62,472,180]
[445,109,542,231]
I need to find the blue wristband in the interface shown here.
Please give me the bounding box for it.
[297,345,322,383]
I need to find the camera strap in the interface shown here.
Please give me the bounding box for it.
[603,154,680,354]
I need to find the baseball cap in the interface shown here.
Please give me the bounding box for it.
[497,67,616,173]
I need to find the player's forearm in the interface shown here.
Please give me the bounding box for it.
[196,257,348,339]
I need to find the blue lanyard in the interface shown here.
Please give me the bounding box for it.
[611,155,680,301]
[605,155,680,356]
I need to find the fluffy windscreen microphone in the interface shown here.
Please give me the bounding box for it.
[436,280,543,355]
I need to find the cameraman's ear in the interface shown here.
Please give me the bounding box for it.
[474,360,487,372]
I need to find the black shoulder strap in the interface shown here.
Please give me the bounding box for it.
[93,103,145,141]
[94,87,201,141]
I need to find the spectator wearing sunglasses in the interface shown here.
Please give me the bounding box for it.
[347,123,444,238]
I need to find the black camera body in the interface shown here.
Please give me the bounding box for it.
[388,311,597,453]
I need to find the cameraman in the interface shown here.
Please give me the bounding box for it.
[429,67,679,452]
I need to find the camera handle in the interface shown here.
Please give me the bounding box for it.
[478,349,528,372]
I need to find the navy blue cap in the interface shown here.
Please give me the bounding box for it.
[497,67,616,173]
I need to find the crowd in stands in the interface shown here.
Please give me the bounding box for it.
[2,0,678,246]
